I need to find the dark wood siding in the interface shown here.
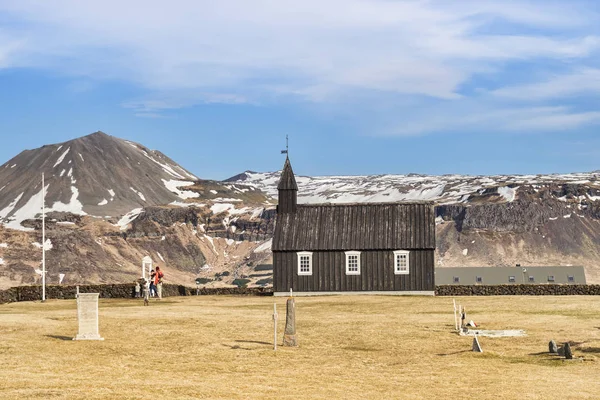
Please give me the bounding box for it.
[274,249,434,292]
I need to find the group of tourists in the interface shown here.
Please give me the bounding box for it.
[134,266,165,300]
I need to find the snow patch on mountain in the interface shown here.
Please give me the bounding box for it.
[138,150,186,179]
[117,208,144,230]
[162,179,199,199]
[170,201,205,207]
[211,203,235,214]
[0,193,24,220]
[3,187,48,231]
[130,187,146,201]
[32,239,53,250]
[51,186,87,216]
[498,186,518,202]
[53,147,70,168]
[254,239,272,253]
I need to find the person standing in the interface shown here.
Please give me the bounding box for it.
[155,266,164,299]
[149,269,157,297]
[134,280,141,298]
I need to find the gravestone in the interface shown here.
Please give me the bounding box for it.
[564,342,573,359]
[73,293,104,341]
[472,336,483,352]
[549,340,558,354]
[283,297,297,347]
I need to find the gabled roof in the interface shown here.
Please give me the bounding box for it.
[277,157,298,190]
[273,202,435,251]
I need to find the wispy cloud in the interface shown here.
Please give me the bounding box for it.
[0,0,599,131]
[491,68,600,100]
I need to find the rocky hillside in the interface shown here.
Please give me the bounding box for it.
[0,132,276,290]
[229,170,600,284]
[2,131,600,289]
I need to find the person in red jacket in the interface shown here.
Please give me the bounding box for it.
[155,266,164,299]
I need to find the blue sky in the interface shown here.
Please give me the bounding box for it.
[1,0,599,180]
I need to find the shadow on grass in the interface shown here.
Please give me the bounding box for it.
[579,347,600,353]
[436,350,470,356]
[234,340,271,346]
[45,335,73,341]
[221,344,253,351]
[529,351,554,356]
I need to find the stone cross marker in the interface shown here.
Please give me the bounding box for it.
[472,336,483,352]
[73,293,104,341]
[564,342,573,359]
[283,297,297,347]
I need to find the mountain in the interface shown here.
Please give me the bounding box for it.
[3,132,600,289]
[228,170,600,284]
[0,132,275,289]
[0,131,202,229]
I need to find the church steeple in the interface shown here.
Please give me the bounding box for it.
[277,156,298,213]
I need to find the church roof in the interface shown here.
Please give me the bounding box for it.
[273,202,435,251]
[277,157,298,190]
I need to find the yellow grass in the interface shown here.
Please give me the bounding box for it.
[1,295,599,399]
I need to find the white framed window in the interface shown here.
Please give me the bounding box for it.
[297,252,313,275]
[345,251,361,275]
[393,250,410,275]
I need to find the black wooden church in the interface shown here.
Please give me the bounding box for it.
[272,156,436,295]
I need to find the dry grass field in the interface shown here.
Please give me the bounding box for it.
[1,295,599,399]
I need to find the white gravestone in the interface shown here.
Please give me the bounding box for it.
[74,293,104,341]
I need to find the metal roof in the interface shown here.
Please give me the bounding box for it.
[273,202,435,251]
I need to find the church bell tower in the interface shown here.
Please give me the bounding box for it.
[277,156,298,214]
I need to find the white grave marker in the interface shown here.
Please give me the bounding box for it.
[142,256,153,280]
[73,293,104,341]
[273,303,278,351]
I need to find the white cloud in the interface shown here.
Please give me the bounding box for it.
[492,68,600,100]
[387,105,600,136]
[0,0,599,132]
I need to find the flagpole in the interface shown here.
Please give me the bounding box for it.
[42,172,46,302]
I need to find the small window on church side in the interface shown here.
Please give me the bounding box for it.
[297,252,313,276]
[345,251,361,275]
[393,250,410,275]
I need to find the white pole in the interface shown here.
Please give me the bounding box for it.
[273,303,278,351]
[42,173,46,302]
[453,299,458,331]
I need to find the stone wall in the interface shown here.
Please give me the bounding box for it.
[2,284,599,304]
[435,284,600,296]
[0,284,273,304]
